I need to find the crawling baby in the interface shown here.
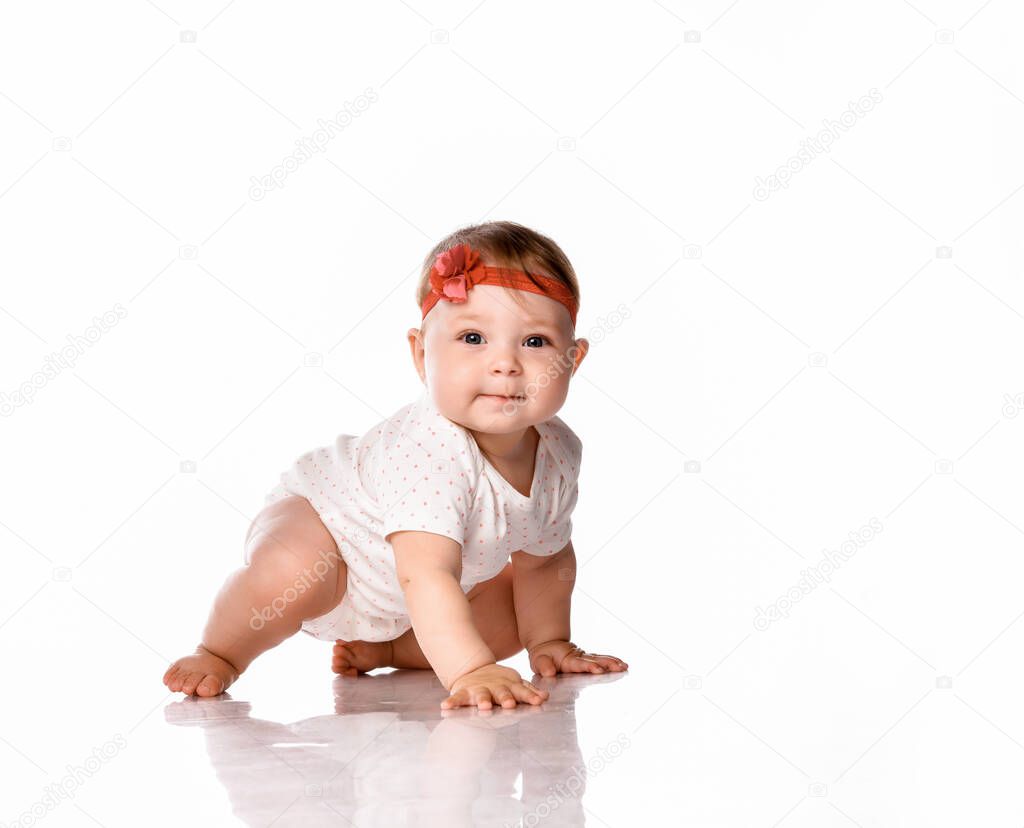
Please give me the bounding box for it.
[163,220,628,710]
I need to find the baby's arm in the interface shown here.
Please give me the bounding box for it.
[510,540,574,652]
[389,530,549,709]
[511,539,630,676]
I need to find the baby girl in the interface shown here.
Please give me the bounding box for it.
[163,220,628,710]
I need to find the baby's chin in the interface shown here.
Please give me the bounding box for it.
[457,395,534,431]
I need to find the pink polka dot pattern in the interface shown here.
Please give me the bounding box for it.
[254,387,583,643]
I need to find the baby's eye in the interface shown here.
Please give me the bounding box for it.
[457,332,549,347]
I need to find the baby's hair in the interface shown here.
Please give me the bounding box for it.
[416,220,581,332]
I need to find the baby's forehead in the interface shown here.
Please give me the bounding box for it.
[439,285,568,328]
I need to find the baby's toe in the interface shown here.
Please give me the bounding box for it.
[181,672,202,695]
[195,675,223,697]
[332,659,357,677]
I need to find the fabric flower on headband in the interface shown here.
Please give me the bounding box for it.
[428,243,481,304]
[420,241,579,327]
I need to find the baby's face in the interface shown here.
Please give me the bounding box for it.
[408,282,588,435]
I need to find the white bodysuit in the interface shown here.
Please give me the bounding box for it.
[251,388,582,643]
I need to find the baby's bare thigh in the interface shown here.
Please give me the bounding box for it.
[245,496,346,612]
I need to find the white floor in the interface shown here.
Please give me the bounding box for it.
[6,597,1024,827]
[2,619,670,827]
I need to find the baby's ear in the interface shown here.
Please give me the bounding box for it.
[570,338,589,374]
[407,328,426,380]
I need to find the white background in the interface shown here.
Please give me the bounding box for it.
[2,1,1023,825]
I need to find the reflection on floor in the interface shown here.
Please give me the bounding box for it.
[164,668,627,826]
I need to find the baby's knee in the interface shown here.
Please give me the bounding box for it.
[244,538,343,619]
[247,493,341,568]
[247,541,306,584]
[245,496,340,569]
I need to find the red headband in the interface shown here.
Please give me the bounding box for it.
[420,243,578,328]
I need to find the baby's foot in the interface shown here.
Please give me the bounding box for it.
[332,639,394,677]
[163,645,240,696]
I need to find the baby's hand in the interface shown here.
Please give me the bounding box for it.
[440,663,549,710]
[528,640,629,677]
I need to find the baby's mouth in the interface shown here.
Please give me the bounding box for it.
[479,393,526,402]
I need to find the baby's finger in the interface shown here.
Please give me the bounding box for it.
[471,688,494,710]
[591,654,629,671]
[588,652,629,667]
[532,653,558,677]
[514,680,548,705]
[492,687,517,709]
[440,689,467,709]
[564,655,608,673]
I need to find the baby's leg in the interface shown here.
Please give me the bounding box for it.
[165,495,346,696]
[332,562,521,674]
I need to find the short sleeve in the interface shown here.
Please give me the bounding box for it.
[377,452,478,545]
